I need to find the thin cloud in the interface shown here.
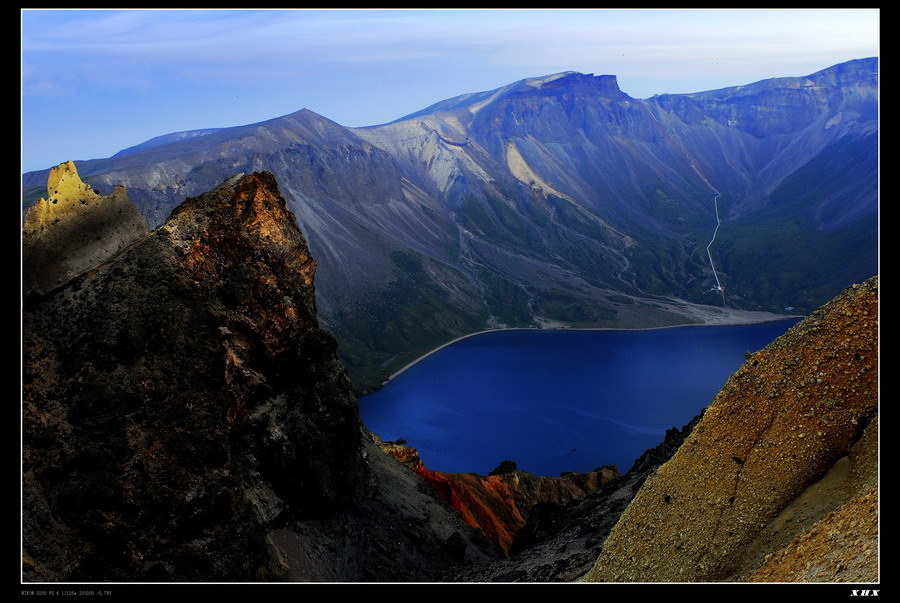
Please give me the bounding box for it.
[21,8,879,172]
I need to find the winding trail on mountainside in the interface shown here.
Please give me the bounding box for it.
[639,99,727,307]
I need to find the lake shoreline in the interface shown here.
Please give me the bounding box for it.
[382,310,804,384]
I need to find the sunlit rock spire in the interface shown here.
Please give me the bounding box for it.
[22,160,148,296]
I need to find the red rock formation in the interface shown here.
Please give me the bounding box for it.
[380,442,619,555]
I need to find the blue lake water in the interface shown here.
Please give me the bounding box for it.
[359,319,801,477]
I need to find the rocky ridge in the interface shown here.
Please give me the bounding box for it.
[584,276,878,582]
[444,415,702,582]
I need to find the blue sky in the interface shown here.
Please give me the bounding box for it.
[21,9,879,174]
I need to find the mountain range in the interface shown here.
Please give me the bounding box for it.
[22,58,878,391]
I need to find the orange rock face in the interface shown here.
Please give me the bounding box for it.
[380,442,619,555]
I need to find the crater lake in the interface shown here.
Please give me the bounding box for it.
[359,319,802,477]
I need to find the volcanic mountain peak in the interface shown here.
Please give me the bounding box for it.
[670,57,878,102]
[388,70,627,126]
[523,70,581,86]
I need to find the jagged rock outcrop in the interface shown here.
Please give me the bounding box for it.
[584,276,878,582]
[22,160,148,296]
[380,440,619,555]
[22,171,498,582]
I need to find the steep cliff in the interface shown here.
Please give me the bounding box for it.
[584,276,878,582]
[22,169,498,582]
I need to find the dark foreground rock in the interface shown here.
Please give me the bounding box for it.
[22,169,498,582]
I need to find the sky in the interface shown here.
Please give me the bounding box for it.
[21,8,879,174]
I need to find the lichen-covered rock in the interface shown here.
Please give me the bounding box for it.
[23,171,366,580]
[584,277,878,582]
